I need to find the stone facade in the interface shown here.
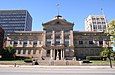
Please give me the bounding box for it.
[74,31,110,59]
[5,15,111,60]
[6,31,44,59]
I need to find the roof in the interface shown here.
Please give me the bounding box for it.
[42,15,74,26]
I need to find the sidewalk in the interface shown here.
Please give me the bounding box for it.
[0,65,115,69]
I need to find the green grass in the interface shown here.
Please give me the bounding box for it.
[90,60,115,65]
[0,60,25,65]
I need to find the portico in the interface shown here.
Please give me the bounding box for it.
[50,49,64,60]
[42,15,74,60]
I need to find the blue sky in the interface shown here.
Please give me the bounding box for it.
[0,0,115,31]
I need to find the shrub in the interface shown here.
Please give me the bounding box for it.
[82,60,91,63]
[86,56,105,60]
[24,59,32,63]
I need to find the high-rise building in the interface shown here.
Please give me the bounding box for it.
[0,10,32,35]
[85,15,107,32]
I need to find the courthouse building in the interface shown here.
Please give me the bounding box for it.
[5,15,110,60]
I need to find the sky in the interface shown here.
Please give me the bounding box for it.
[0,0,115,31]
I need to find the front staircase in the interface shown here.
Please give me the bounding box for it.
[37,60,80,66]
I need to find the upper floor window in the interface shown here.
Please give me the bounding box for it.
[92,18,95,20]
[99,41,103,45]
[101,18,104,20]
[23,41,27,45]
[14,41,18,44]
[79,41,83,44]
[39,41,41,45]
[33,41,37,45]
[29,41,32,44]
[97,18,99,20]
[102,22,105,24]
[89,41,94,44]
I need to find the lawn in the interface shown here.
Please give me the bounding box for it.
[0,60,27,65]
[82,60,115,66]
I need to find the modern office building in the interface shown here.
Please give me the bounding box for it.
[5,15,111,60]
[0,27,4,49]
[85,15,107,32]
[0,10,32,35]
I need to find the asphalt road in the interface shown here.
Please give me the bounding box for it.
[0,67,115,75]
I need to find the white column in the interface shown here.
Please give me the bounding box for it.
[61,30,64,45]
[50,49,53,60]
[26,50,28,55]
[70,30,73,46]
[56,50,59,60]
[61,49,63,60]
[97,41,99,46]
[21,50,23,54]
[31,50,33,55]
[51,31,55,45]
[43,31,46,46]
[103,40,106,47]
[16,50,18,55]
[53,49,55,60]
[63,49,64,59]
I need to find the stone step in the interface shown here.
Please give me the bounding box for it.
[37,60,80,66]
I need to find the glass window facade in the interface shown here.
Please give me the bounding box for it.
[0,10,32,35]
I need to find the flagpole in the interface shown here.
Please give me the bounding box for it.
[56,3,60,16]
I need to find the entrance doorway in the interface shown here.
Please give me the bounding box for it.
[55,49,61,60]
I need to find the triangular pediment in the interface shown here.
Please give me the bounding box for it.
[42,15,74,30]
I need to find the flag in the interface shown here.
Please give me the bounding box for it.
[56,4,60,7]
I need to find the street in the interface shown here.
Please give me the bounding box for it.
[0,66,115,75]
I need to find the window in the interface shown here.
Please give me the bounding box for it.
[39,50,41,54]
[23,50,26,54]
[101,18,104,20]
[14,41,18,44]
[28,50,31,54]
[33,50,36,54]
[99,41,103,45]
[39,41,41,45]
[93,25,97,29]
[33,41,37,45]
[103,25,106,29]
[23,41,27,47]
[29,41,32,44]
[102,22,105,24]
[97,22,101,24]
[79,41,83,44]
[97,18,99,20]
[89,41,94,44]
[23,41,27,44]
[93,22,96,24]
[92,18,95,20]
[98,25,102,29]
[46,50,50,57]
[33,41,37,47]
[55,41,60,45]
[19,41,22,44]
[65,41,69,46]
[18,50,21,54]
